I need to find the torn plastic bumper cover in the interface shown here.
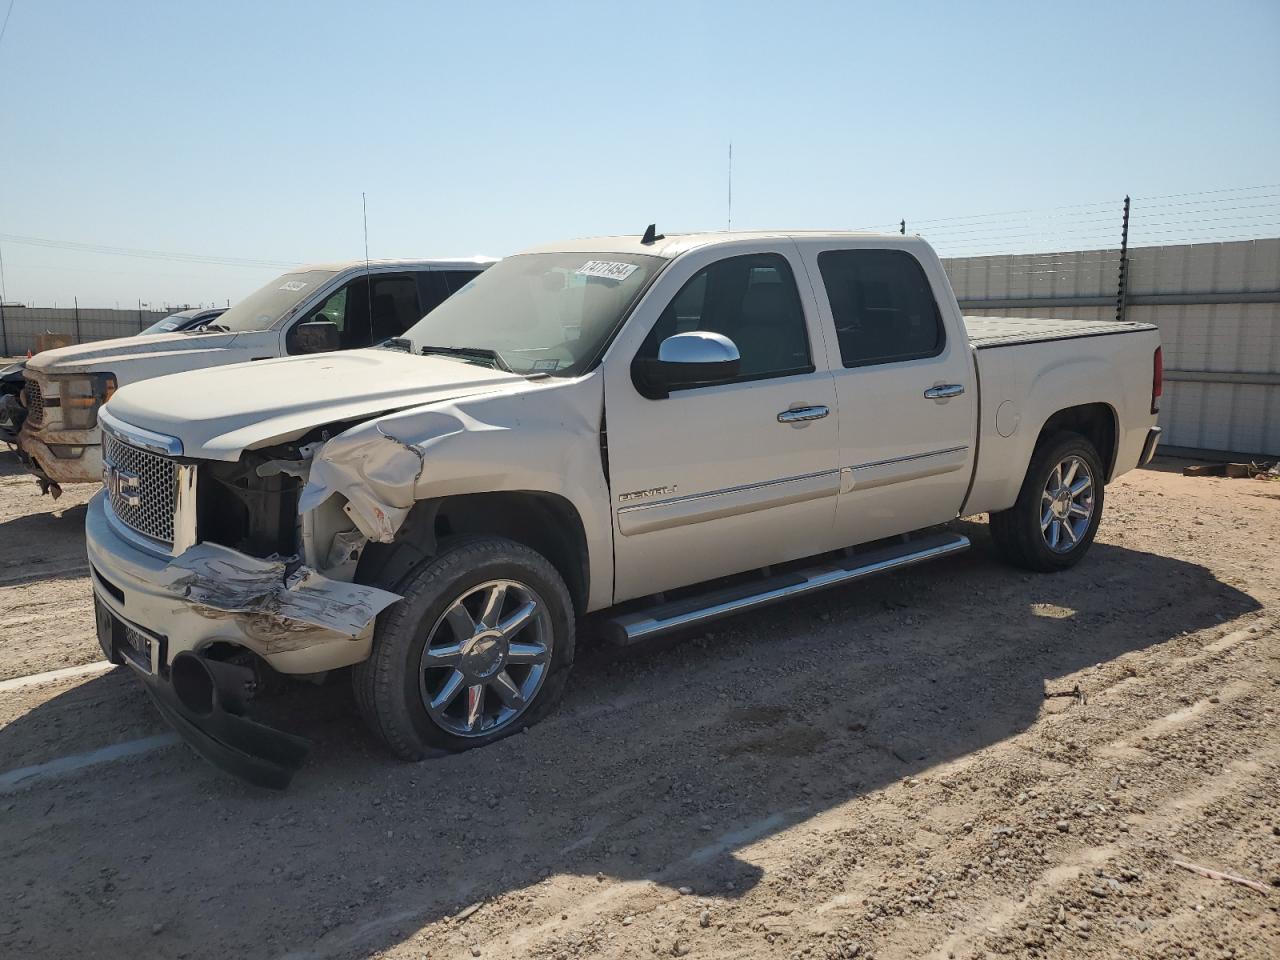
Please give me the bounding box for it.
[97,543,400,788]
[148,654,312,791]
[156,543,402,649]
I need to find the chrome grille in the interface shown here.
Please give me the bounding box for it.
[24,379,44,427]
[102,430,177,544]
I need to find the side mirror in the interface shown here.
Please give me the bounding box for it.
[633,331,741,399]
[288,320,341,355]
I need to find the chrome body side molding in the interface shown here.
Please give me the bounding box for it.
[840,445,969,493]
[616,469,840,537]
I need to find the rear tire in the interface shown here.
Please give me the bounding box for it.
[354,535,575,760]
[989,431,1104,572]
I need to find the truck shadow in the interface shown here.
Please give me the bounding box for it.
[0,502,91,585]
[0,532,1262,959]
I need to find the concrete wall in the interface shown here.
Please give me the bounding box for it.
[944,238,1280,457]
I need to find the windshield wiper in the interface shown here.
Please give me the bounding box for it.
[201,323,231,333]
[420,344,514,373]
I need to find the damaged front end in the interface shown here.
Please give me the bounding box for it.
[88,419,402,788]
[92,537,401,788]
[96,591,312,790]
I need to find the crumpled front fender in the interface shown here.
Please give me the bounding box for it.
[296,377,615,610]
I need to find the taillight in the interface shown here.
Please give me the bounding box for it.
[1151,346,1163,415]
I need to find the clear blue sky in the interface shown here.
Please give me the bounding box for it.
[1,0,1277,308]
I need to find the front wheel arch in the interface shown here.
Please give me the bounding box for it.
[356,490,591,614]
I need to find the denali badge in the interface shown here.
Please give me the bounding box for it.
[104,463,142,507]
[618,485,677,503]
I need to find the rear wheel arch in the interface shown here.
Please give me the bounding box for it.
[1031,402,1118,481]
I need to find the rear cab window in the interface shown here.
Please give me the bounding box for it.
[817,249,945,367]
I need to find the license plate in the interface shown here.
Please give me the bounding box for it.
[119,624,153,672]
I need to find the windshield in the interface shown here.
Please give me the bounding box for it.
[140,313,192,335]
[210,269,340,333]
[400,252,664,376]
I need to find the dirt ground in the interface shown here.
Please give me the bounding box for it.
[0,455,1276,960]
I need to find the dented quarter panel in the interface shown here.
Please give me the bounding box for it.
[301,373,616,611]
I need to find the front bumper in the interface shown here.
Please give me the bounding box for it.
[86,491,381,674]
[86,491,398,787]
[17,422,102,488]
[93,594,310,789]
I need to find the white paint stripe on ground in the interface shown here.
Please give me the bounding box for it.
[0,732,179,795]
[0,660,114,692]
[0,563,91,587]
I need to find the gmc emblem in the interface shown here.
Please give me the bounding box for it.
[104,463,142,507]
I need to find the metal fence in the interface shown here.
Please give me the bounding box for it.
[943,237,1280,459]
[0,305,172,356]
[3,187,1278,458]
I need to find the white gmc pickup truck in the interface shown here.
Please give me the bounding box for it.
[86,229,1162,787]
[18,258,492,494]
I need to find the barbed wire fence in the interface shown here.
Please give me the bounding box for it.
[852,183,1280,323]
[851,183,1280,458]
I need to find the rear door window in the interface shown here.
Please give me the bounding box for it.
[817,249,945,367]
[368,274,422,343]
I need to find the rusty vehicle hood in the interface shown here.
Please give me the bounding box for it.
[103,348,529,461]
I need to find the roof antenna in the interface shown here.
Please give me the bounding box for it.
[727,140,733,231]
[362,191,374,339]
[640,223,664,245]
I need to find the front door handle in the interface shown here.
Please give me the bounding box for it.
[777,405,830,423]
[924,384,965,400]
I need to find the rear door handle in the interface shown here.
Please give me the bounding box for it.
[777,405,830,423]
[924,384,965,400]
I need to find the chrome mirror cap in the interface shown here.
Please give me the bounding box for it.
[657,331,741,365]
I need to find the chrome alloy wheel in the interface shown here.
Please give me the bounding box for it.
[1041,455,1095,553]
[418,579,553,737]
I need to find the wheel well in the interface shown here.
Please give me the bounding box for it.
[356,491,590,614]
[1036,403,1118,480]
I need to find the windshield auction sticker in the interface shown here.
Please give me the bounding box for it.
[576,260,638,282]
[279,280,310,292]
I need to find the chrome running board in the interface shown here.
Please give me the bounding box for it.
[602,531,969,645]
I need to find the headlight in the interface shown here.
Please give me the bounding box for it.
[60,374,117,429]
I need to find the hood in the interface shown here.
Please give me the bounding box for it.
[26,331,244,382]
[105,348,528,460]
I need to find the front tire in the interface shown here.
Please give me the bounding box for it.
[989,431,1105,572]
[354,536,575,760]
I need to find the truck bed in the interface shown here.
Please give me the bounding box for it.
[964,315,1156,349]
